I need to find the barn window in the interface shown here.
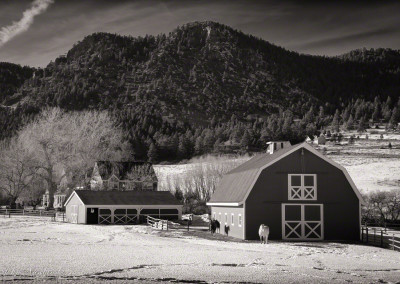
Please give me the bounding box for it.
[231,213,234,226]
[288,174,317,200]
[213,212,216,220]
[238,214,242,227]
[219,212,221,221]
[225,213,228,224]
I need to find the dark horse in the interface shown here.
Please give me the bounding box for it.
[210,219,221,234]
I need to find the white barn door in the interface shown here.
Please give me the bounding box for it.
[282,204,323,240]
[71,205,78,224]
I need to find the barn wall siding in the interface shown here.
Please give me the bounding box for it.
[245,148,360,241]
[65,194,86,224]
[211,206,244,239]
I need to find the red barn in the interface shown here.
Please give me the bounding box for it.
[207,142,364,241]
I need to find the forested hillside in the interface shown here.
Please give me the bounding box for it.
[0,21,399,162]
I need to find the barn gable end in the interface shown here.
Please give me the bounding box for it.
[207,142,362,241]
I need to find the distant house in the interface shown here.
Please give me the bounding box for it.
[64,190,182,224]
[42,170,70,209]
[90,161,158,191]
[207,142,363,241]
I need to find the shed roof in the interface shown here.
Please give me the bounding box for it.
[67,190,182,206]
[208,142,364,205]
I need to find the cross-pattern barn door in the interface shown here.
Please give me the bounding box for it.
[282,204,323,240]
[99,209,112,224]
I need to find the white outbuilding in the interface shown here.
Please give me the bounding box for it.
[65,190,182,224]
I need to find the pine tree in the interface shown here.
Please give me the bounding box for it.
[332,109,341,132]
[147,143,158,163]
[240,131,251,149]
[372,96,381,122]
[389,107,400,128]
[194,136,203,155]
[357,116,366,132]
[346,115,355,130]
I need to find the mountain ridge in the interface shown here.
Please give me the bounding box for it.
[0,21,399,161]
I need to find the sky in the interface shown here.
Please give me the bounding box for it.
[0,0,399,67]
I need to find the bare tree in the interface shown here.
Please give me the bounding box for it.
[385,189,400,221]
[0,138,36,208]
[159,154,250,203]
[18,108,131,206]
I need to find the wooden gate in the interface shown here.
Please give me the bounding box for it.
[282,204,323,240]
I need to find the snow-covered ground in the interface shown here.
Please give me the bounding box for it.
[1,217,400,283]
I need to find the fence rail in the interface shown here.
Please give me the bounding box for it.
[0,209,59,220]
[361,226,400,252]
[146,215,169,230]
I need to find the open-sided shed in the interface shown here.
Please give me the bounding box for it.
[65,190,182,224]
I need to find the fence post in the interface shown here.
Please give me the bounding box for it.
[40,210,42,216]
[393,235,395,250]
[361,227,364,242]
[374,228,376,244]
[23,209,25,216]
[381,230,383,247]
[167,220,169,231]
[366,227,368,243]
[63,213,65,223]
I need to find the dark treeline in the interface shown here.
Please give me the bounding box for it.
[0,21,399,162]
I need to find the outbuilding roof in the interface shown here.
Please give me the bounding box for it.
[207,142,364,206]
[66,190,182,206]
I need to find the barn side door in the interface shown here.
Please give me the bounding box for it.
[71,205,78,224]
[282,204,323,240]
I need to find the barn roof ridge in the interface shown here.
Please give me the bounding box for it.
[207,142,364,206]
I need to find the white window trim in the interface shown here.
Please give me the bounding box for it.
[238,214,242,227]
[213,212,216,220]
[224,213,228,225]
[231,213,234,226]
[288,174,317,201]
[219,212,221,222]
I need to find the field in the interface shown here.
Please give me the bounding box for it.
[155,130,400,195]
[1,216,400,283]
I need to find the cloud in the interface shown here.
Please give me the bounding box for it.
[0,0,54,48]
[293,27,399,52]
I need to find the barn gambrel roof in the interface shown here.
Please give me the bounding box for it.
[207,142,364,206]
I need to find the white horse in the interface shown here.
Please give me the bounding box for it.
[258,224,269,244]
